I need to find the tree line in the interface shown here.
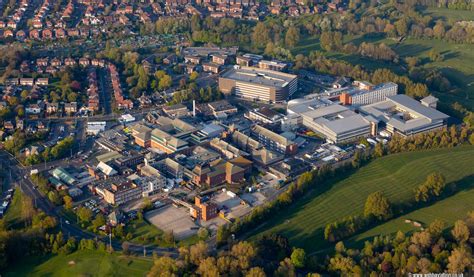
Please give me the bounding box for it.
[147,211,473,276]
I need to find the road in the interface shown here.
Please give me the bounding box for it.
[0,150,178,258]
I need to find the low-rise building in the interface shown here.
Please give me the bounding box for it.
[269,158,312,180]
[246,107,284,124]
[258,60,287,71]
[359,95,449,137]
[162,103,189,118]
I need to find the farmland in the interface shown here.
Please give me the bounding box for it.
[250,145,474,253]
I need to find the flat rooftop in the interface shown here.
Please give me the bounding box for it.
[360,94,449,132]
[221,66,297,88]
[182,46,238,57]
[302,104,371,135]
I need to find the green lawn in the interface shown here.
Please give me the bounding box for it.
[250,146,474,253]
[348,188,474,249]
[3,188,24,229]
[422,7,474,21]
[385,37,474,108]
[126,218,164,245]
[4,250,153,277]
[294,32,474,110]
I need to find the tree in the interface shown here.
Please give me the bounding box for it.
[190,241,209,265]
[433,20,446,39]
[148,256,179,277]
[197,257,219,277]
[246,267,266,277]
[136,66,149,91]
[92,214,106,230]
[158,74,172,90]
[290,248,306,268]
[451,220,470,243]
[20,90,29,100]
[373,143,385,158]
[63,195,73,210]
[415,172,446,202]
[122,241,130,256]
[77,207,93,223]
[464,112,474,128]
[198,227,209,240]
[428,49,443,62]
[395,18,408,36]
[252,22,270,49]
[405,56,419,69]
[189,71,199,81]
[48,191,62,205]
[142,197,152,210]
[364,191,391,220]
[470,133,474,145]
[447,247,472,273]
[428,219,445,238]
[275,258,296,277]
[163,231,175,245]
[285,26,300,48]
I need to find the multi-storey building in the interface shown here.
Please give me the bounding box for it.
[219,67,297,103]
[339,82,398,106]
[251,125,297,154]
[100,181,142,205]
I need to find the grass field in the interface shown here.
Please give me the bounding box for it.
[3,188,24,229]
[293,9,474,110]
[348,188,474,248]
[4,250,153,277]
[250,146,474,253]
[423,7,474,21]
[126,218,164,245]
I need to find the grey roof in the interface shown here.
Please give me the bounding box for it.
[252,125,294,146]
[360,94,449,133]
[287,97,332,114]
[387,95,448,121]
[420,95,438,105]
[221,66,296,88]
[301,104,371,135]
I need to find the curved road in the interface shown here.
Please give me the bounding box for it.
[1,150,178,258]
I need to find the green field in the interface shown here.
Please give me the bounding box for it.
[3,188,24,229]
[423,7,474,21]
[126,218,164,245]
[250,146,474,253]
[4,250,153,277]
[349,188,474,248]
[293,8,474,111]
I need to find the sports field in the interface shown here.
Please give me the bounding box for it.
[4,250,153,277]
[251,146,474,253]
